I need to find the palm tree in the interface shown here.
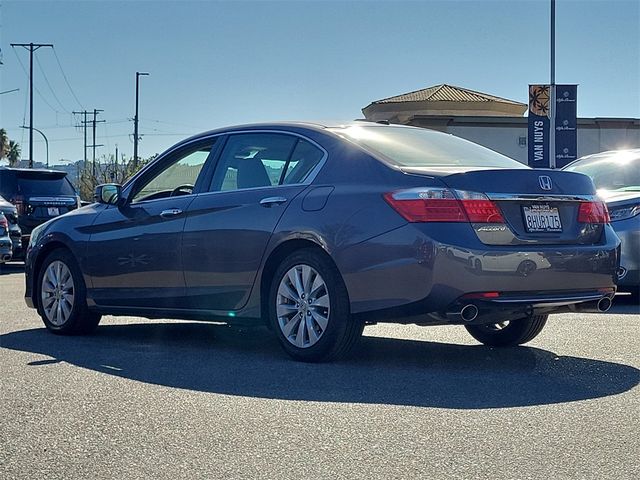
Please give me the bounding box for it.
[0,128,8,161]
[7,141,21,167]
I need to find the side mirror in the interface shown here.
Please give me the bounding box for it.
[94,183,122,205]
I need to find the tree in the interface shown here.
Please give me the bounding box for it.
[0,128,8,161]
[76,154,153,201]
[7,141,21,167]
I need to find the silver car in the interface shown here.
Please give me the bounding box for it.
[563,149,640,299]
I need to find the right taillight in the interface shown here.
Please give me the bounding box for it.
[383,188,504,223]
[578,201,610,224]
[0,216,7,228]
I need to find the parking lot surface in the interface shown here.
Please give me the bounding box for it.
[1,264,639,479]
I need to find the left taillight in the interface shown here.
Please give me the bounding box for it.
[0,216,7,229]
[578,201,610,224]
[383,188,504,223]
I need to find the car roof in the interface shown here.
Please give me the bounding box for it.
[575,148,640,162]
[176,120,422,144]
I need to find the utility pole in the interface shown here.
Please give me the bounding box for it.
[85,109,104,182]
[73,110,89,168]
[10,43,53,168]
[133,72,149,170]
[114,144,118,181]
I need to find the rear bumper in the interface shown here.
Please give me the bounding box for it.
[337,223,620,317]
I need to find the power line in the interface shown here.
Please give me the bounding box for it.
[12,46,60,115]
[35,54,71,114]
[52,47,84,110]
[37,133,189,143]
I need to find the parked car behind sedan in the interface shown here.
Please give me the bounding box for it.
[563,149,640,299]
[0,212,13,263]
[25,122,620,362]
[0,167,80,254]
[0,195,22,258]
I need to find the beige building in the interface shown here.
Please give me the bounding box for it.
[362,84,640,164]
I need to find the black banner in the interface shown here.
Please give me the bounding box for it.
[554,85,577,168]
[528,85,550,168]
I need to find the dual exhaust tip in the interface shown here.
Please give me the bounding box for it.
[448,295,613,322]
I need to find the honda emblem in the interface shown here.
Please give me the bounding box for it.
[538,175,553,191]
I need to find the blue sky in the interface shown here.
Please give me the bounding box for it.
[1,0,638,165]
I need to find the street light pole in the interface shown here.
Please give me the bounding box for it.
[20,125,48,167]
[133,71,149,170]
[549,0,556,169]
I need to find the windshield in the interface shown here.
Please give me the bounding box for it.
[329,125,527,169]
[564,151,640,191]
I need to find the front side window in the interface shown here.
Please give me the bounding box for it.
[210,133,323,192]
[132,143,214,203]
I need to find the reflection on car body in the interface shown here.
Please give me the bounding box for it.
[469,252,551,276]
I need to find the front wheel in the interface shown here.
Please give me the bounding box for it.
[465,315,548,347]
[269,249,363,362]
[37,249,101,335]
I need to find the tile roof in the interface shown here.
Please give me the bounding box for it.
[372,84,525,106]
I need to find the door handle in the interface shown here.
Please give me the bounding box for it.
[160,208,183,218]
[260,197,288,208]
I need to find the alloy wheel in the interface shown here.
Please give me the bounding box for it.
[41,260,75,326]
[276,264,330,348]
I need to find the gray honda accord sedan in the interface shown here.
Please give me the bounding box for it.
[25,122,620,361]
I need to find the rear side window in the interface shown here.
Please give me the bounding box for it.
[210,133,324,192]
[330,125,526,169]
[0,171,18,199]
[282,140,325,185]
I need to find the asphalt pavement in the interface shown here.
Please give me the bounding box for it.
[1,263,639,479]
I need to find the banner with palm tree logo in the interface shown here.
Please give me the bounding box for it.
[528,85,551,168]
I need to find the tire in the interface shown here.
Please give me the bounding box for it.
[465,314,548,347]
[37,249,101,335]
[268,249,363,362]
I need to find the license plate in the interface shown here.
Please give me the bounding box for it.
[47,207,60,217]
[523,205,562,232]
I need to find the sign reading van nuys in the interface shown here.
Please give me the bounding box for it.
[528,84,578,168]
[528,85,551,168]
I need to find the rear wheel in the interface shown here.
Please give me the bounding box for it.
[37,249,101,335]
[269,249,363,362]
[465,314,548,347]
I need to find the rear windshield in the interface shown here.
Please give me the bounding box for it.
[329,125,526,169]
[17,177,76,196]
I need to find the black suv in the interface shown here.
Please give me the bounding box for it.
[0,168,80,250]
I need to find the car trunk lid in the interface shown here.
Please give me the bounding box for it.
[401,168,606,245]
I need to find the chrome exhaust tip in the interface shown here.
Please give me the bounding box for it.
[460,304,479,322]
[446,304,479,323]
[597,296,612,312]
